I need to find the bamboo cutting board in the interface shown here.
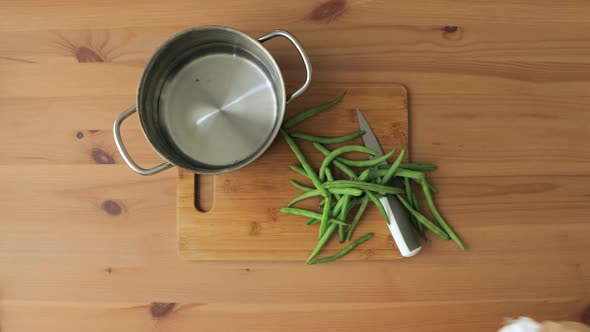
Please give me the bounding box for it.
[177,83,408,261]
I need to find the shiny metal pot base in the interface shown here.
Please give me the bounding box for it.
[159,50,278,167]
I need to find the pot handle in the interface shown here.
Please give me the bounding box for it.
[113,106,173,176]
[258,30,312,104]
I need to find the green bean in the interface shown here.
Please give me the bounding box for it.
[326,187,363,196]
[280,130,328,197]
[338,195,351,242]
[421,180,464,249]
[365,190,389,224]
[410,190,426,238]
[395,168,438,193]
[366,167,437,192]
[316,156,428,181]
[330,195,356,243]
[306,218,320,226]
[346,197,362,214]
[323,180,403,195]
[289,164,309,178]
[426,182,438,193]
[318,145,378,180]
[395,195,449,239]
[279,207,347,226]
[345,199,358,215]
[312,143,357,179]
[381,150,405,184]
[310,232,374,264]
[403,177,418,226]
[287,189,324,207]
[339,223,346,242]
[400,162,437,171]
[403,177,412,199]
[404,177,413,207]
[319,196,332,237]
[305,223,338,264]
[282,92,346,129]
[334,160,357,179]
[324,168,341,200]
[388,167,424,183]
[324,167,335,182]
[336,149,396,168]
[362,166,412,180]
[290,180,313,192]
[307,196,353,226]
[403,178,426,238]
[379,167,438,193]
[397,170,434,194]
[331,195,347,217]
[333,188,363,195]
[357,168,373,182]
[293,164,362,202]
[290,130,366,144]
[345,195,369,242]
[363,170,389,181]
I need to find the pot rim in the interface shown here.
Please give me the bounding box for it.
[136,25,287,175]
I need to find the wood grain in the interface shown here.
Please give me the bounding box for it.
[0,299,584,332]
[1,0,590,330]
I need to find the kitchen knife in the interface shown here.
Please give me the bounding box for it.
[356,108,422,257]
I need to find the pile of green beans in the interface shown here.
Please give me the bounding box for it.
[279,93,464,264]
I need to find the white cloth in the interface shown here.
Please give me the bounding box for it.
[499,317,542,332]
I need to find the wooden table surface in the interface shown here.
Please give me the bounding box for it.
[1,1,589,331]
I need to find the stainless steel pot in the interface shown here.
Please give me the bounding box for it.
[114,26,311,175]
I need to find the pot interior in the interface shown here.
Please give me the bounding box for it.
[138,27,285,173]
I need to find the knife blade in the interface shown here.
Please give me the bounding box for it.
[356,107,422,257]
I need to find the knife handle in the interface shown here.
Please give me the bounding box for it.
[379,196,422,257]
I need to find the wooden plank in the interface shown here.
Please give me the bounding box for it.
[2,0,590,32]
[2,65,589,100]
[3,25,590,65]
[1,165,589,265]
[1,258,586,302]
[1,299,585,332]
[2,92,588,178]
